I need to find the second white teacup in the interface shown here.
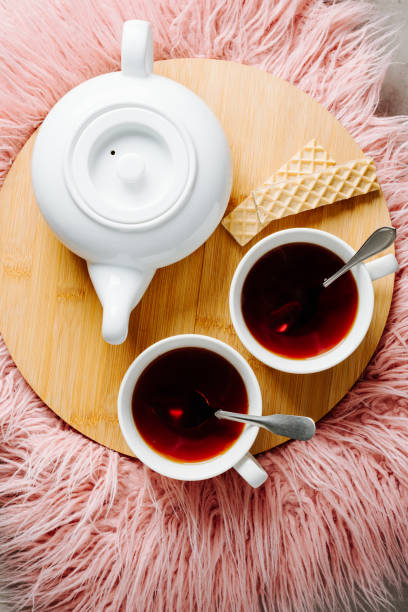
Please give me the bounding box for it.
[229,228,398,374]
[118,334,268,487]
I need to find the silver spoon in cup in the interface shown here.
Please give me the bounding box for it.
[168,390,316,441]
[323,226,396,288]
[271,226,396,335]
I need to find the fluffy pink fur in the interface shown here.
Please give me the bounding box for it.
[1,0,408,610]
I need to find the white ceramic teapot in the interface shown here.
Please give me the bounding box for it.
[32,20,232,344]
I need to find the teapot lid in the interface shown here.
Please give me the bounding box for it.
[65,105,197,229]
[64,21,197,230]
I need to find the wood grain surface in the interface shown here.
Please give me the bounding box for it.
[0,59,394,456]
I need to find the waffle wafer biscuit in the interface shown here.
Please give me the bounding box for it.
[256,158,379,223]
[222,140,335,246]
[221,193,260,247]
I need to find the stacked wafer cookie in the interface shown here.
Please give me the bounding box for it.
[222,140,380,246]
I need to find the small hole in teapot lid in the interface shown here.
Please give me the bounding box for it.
[110,150,115,156]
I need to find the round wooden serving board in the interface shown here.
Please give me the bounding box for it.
[0,59,394,456]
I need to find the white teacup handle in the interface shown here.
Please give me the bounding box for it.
[365,253,399,281]
[234,452,268,488]
[121,20,153,78]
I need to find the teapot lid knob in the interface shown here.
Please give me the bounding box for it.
[121,20,153,78]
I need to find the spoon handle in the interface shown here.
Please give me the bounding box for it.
[215,410,315,441]
[323,226,396,288]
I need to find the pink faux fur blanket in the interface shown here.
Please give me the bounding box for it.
[1,1,408,610]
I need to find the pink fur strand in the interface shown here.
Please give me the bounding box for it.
[1,1,408,611]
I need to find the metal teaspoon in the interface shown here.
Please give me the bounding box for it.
[215,410,316,441]
[323,226,396,288]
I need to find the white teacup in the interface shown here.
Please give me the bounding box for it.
[229,228,398,374]
[118,334,268,487]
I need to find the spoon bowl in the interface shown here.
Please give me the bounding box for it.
[152,389,213,429]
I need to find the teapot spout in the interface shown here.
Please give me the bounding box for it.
[88,263,155,345]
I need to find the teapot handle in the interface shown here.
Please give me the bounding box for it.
[121,20,153,78]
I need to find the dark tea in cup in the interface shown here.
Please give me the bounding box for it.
[241,242,358,359]
[132,347,248,462]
